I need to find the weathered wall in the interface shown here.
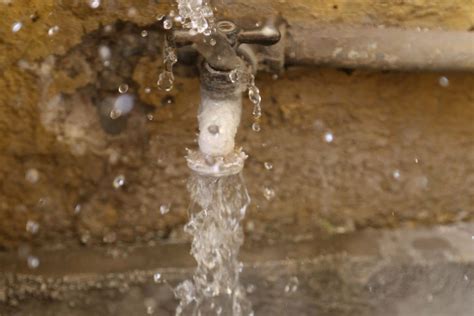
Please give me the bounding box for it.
[0,0,473,250]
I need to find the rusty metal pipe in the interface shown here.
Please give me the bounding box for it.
[286,23,474,72]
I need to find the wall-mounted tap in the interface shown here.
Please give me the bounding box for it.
[173,19,281,176]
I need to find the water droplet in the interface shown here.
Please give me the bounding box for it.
[109,108,122,120]
[284,276,299,293]
[207,125,220,135]
[174,15,184,23]
[247,74,263,122]
[324,132,334,143]
[157,71,174,92]
[118,83,129,94]
[89,0,100,9]
[392,169,401,180]
[249,87,261,106]
[12,22,22,33]
[160,204,171,215]
[113,175,125,189]
[229,69,241,83]
[25,168,40,184]
[264,162,273,170]
[263,187,275,201]
[27,255,40,269]
[74,204,82,214]
[141,30,148,37]
[153,273,162,283]
[209,38,216,46]
[175,280,195,306]
[252,122,261,132]
[47,25,59,36]
[144,87,151,94]
[203,28,212,36]
[147,113,154,121]
[112,94,134,117]
[163,17,173,30]
[438,76,449,88]
[103,25,113,33]
[26,220,40,234]
[98,45,111,61]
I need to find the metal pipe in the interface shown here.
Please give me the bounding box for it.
[286,23,474,71]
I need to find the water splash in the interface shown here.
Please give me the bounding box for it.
[175,171,253,316]
[176,0,215,34]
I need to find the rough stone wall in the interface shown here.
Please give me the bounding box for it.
[0,0,473,250]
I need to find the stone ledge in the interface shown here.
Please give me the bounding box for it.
[1,223,473,315]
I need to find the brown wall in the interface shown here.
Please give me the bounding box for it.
[0,1,473,249]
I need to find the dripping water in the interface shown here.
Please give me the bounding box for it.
[229,68,263,132]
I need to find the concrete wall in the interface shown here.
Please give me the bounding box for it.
[0,0,473,249]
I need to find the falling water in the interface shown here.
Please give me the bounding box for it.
[157,35,177,92]
[163,1,258,315]
[175,168,253,316]
[229,68,263,132]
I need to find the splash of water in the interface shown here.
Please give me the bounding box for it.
[176,0,215,35]
[175,170,253,316]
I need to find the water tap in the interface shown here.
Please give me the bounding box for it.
[173,19,281,176]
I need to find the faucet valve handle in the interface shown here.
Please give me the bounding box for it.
[171,17,282,71]
[173,18,281,47]
[214,18,281,47]
[235,18,282,46]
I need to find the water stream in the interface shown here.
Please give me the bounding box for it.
[175,171,253,316]
[161,2,260,315]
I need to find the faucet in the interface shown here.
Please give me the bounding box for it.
[173,19,281,176]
